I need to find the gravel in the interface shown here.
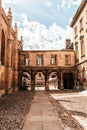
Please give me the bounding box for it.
[0,90,86,130]
[48,90,85,130]
[0,91,35,130]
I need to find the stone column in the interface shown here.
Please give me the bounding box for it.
[60,71,64,90]
[12,23,19,92]
[13,46,19,92]
[31,70,35,91]
[45,70,49,91]
[57,72,60,89]
[5,39,13,94]
[74,71,77,86]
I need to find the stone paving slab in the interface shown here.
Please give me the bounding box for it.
[23,91,63,130]
[23,121,42,130]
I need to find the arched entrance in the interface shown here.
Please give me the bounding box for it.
[49,72,58,90]
[63,72,74,89]
[35,72,45,90]
[19,72,31,90]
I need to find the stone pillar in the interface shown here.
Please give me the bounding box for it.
[74,71,77,86]
[5,39,13,94]
[12,23,19,92]
[45,70,49,91]
[60,71,64,90]
[5,7,13,94]
[13,46,19,92]
[57,72,60,89]
[31,70,35,91]
[45,80,49,91]
[31,79,35,91]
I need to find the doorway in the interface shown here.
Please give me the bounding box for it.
[63,73,74,89]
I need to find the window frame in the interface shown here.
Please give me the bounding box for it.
[51,55,57,65]
[37,54,43,65]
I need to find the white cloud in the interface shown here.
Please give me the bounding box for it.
[51,4,60,16]
[69,17,73,25]
[68,0,82,8]
[17,13,73,50]
[2,0,17,6]
[45,0,52,7]
[3,0,38,7]
[61,0,67,8]
[61,0,82,8]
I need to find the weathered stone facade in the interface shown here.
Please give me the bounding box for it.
[0,1,22,96]
[71,0,87,88]
[19,49,75,91]
[0,0,76,95]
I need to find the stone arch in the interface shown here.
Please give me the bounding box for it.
[19,71,31,90]
[48,71,59,90]
[1,30,5,65]
[35,71,45,90]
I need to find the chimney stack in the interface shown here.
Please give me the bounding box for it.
[66,39,71,49]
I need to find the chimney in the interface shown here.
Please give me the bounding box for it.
[66,39,71,49]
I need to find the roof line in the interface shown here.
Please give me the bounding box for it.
[70,0,87,27]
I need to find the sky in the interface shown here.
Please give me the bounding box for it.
[3,0,82,50]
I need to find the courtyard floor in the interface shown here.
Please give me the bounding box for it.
[0,90,87,130]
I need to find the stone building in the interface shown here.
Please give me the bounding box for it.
[19,41,75,91]
[2,0,87,95]
[0,0,76,95]
[71,0,87,87]
[0,0,22,96]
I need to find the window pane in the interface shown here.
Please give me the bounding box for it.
[37,55,43,65]
[51,55,57,65]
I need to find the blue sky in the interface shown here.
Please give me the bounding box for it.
[3,0,82,50]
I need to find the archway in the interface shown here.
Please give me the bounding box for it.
[35,72,45,90]
[49,72,58,90]
[63,72,74,89]
[19,72,31,90]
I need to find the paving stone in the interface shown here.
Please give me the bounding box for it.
[23,91,63,130]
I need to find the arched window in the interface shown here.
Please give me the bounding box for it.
[1,30,5,65]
